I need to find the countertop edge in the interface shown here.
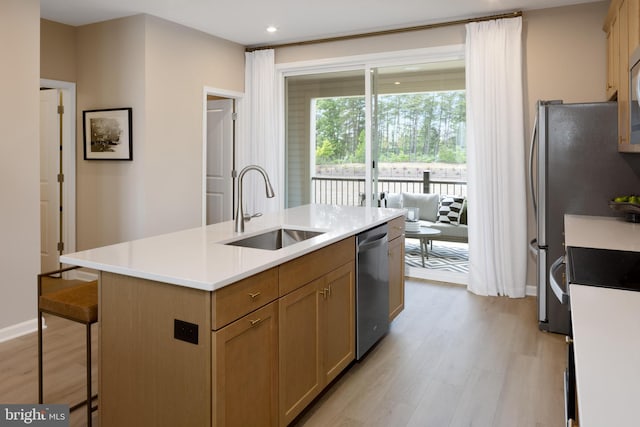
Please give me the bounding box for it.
[60,207,405,291]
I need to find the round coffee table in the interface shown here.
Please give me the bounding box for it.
[405,227,442,267]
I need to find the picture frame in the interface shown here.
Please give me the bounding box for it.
[83,108,133,160]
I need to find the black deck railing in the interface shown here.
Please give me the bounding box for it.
[311,171,467,206]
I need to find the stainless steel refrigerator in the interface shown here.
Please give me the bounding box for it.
[529,100,640,335]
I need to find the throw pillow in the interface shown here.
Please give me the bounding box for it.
[402,192,439,222]
[384,192,403,209]
[437,196,466,225]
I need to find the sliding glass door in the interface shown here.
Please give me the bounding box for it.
[371,61,467,198]
[285,60,466,209]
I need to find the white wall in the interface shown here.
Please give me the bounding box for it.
[73,15,245,250]
[0,0,41,332]
[75,16,147,250]
[143,15,244,237]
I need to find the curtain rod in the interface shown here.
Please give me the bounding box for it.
[246,10,522,52]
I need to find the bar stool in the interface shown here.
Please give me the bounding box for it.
[38,266,98,427]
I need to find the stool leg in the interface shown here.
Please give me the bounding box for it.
[37,311,43,404]
[86,323,92,427]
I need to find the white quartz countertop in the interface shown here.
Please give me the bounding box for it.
[564,214,640,252]
[570,284,640,427]
[60,204,404,291]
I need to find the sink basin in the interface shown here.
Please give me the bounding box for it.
[225,228,325,250]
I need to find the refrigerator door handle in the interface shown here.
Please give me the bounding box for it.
[550,256,569,305]
[528,112,538,215]
[538,248,547,323]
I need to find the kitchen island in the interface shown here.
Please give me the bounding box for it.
[60,204,405,427]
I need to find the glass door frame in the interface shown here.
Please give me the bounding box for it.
[277,45,465,207]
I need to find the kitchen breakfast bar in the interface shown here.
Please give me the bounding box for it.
[60,204,406,427]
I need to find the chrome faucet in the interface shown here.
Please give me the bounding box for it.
[235,165,276,232]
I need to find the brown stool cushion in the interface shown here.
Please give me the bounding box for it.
[39,281,98,323]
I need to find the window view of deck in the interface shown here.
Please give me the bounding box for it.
[312,89,467,205]
[285,61,468,281]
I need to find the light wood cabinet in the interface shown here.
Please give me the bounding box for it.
[278,277,322,425]
[321,262,355,383]
[388,233,405,321]
[629,0,640,54]
[606,14,619,100]
[605,0,640,152]
[387,216,406,321]
[619,0,630,147]
[213,301,279,427]
[99,273,212,427]
[278,261,355,426]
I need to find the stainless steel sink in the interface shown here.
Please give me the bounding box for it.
[225,228,325,250]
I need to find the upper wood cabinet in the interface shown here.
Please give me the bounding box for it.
[605,0,640,152]
[630,0,640,54]
[606,12,619,99]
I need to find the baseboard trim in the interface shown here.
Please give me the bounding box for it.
[73,269,99,282]
[406,266,468,285]
[526,284,537,296]
[0,318,40,343]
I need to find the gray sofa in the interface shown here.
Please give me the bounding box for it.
[384,192,468,243]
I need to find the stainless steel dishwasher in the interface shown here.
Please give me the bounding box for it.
[356,223,389,360]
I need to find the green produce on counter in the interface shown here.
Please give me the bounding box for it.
[613,195,640,204]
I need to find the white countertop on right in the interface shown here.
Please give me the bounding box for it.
[570,284,640,427]
[564,214,640,252]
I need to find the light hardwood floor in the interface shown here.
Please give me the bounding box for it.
[0,279,565,427]
[0,314,98,427]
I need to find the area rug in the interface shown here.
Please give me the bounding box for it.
[404,240,469,274]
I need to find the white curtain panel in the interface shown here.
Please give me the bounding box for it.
[238,49,281,216]
[465,17,527,297]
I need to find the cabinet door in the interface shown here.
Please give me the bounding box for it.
[388,236,405,322]
[279,279,322,426]
[607,25,617,99]
[619,0,631,147]
[611,13,621,100]
[630,0,640,55]
[321,262,355,384]
[213,301,279,427]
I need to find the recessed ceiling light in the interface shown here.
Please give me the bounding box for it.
[266,26,278,33]
[394,81,401,85]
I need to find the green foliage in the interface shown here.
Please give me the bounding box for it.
[437,145,467,164]
[316,139,338,164]
[314,90,466,167]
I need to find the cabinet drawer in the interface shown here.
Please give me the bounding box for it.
[212,267,278,330]
[279,237,355,296]
[388,216,405,241]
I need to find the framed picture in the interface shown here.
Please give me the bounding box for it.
[83,108,133,160]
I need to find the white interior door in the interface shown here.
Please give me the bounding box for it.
[40,89,60,273]
[206,99,234,224]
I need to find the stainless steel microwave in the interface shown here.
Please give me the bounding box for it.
[630,47,640,145]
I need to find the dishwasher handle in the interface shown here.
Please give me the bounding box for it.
[358,233,388,252]
[550,255,569,305]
